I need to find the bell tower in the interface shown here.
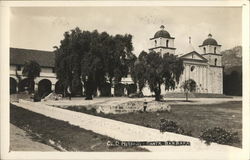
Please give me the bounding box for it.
[199,33,222,66]
[149,25,176,55]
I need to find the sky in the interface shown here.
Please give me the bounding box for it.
[10,7,242,56]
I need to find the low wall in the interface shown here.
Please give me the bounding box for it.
[94,101,171,114]
[21,98,171,115]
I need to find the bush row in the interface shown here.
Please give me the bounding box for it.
[159,119,239,145]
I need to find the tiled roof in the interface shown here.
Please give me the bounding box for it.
[10,48,55,68]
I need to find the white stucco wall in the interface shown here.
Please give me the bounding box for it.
[207,66,223,94]
[199,45,221,54]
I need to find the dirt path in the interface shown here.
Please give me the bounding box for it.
[10,124,57,151]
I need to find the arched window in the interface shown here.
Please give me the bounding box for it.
[203,47,206,54]
[166,40,169,47]
[215,58,217,66]
[155,40,157,47]
[214,47,217,54]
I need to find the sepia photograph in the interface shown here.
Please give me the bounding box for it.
[1,0,249,160]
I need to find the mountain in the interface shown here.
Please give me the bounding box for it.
[221,46,242,96]
[221,46,242,74]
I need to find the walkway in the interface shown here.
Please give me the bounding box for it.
[43,96,242,108]
[13,100,242,152]
[10,124,57,151]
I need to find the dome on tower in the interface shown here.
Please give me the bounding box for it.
[154,25,171,38]
[202,33,218,46]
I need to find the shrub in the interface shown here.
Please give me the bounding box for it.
[100,82,111,97]
[199,127,239,145]
[159,119,191,136]
[128,92,144,98]
[126,84,137,95]
[33,92,41,102]
[114,83,125,97]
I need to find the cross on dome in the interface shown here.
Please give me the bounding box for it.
[160,25,165,30]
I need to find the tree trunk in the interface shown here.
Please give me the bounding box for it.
[185,92,188,101]
[154,83,162,101]
[136,82,140,93]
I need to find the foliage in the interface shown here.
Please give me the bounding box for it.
[18,78,35,93]
[159,119,192,136]
[22,60,41,79]
[114,83,126,97]
[128,92,144,98]
[33,91,41,102]
[180,79,196,101]
[143,51,184,101]
[223,71,242,96]
[199,127,239,145]
[126,84,137,95]
[100,82,112,97]
[54,27,136,99]
[130,51,148,93]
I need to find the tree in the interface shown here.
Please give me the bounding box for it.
[131,51,147,94]
[223,71,242,96]
[22,60,41,93]
[55,27,135,99]
[181,79,196,101]
[145,51,184,101]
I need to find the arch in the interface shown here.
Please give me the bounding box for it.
[154,40,157,47]
[215,58,217,66]
[18,78,35,93]
[55,81,64,94]
[214,47,217,54]
[166,40,169,47]
[38,79,52,98]
[10,77,17,94]
[203,47,206,54]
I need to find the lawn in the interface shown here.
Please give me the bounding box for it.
[10,103,148,152]
[65,101,242,148]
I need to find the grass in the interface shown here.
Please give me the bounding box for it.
[10,103,148,152]
[65,101,242,148]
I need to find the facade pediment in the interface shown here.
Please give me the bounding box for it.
[179,51,208,63]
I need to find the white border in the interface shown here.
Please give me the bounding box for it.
[0,1,249,160]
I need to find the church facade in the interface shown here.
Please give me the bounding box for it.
[148,25,223,94]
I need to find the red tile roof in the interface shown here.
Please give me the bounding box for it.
[10,48,55,68]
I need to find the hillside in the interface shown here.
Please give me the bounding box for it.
[221,46,242,96]
[221,46,242,74]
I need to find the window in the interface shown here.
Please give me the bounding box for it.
[214,47,216,54]
[191,66,195,72]
[203,47,206,54]
[155,40,157,47]
[17,65,21,71]
[166,40,169,47]
[215,58,217,66]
